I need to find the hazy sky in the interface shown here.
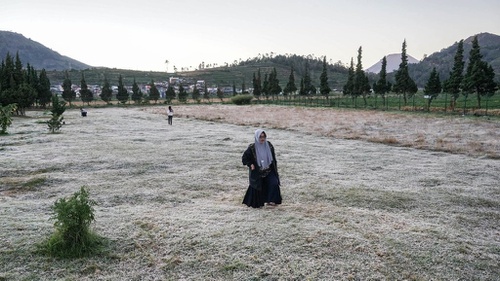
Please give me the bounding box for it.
[1,0,499,72]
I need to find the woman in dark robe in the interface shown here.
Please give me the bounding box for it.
[242,129,282,208]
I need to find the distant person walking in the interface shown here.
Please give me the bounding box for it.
[242,129,282,208]
[167,106,173,125]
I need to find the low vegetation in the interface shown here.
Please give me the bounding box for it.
[38,186,106,258]
[230,94,253,105]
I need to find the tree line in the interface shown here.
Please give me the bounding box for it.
[1,37,497,112]
[0,52,52,115]
[365,37,497,110]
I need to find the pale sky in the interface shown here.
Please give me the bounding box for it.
[1,0,499,72]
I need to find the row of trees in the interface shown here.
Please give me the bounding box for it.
[251,56,333,101]
[0,52,52,115]
[369,37,497,110]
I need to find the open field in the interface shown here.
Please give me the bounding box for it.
[1,105,500,280]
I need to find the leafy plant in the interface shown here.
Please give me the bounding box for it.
[47,95,66,133]
[0,103,17,134]
[39,186,105,258]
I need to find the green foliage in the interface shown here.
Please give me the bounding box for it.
[178,85,188,103]
[148,80,160,103]
[165,85,176,103]
[343,58,355,97]
[393,40,418,106]
[37,69,52,108]
[424,67,442,110]
[462,36,498,108]
[192,85,201,102]
[252,69,262,99]
[116,75,129,104]
[79,72,94,105]
[47,114,64,133]
[0,103,17,134]
[61,71,76,107]
[231,94,253,105]
[100,77,113,104]
[47,94,66,133]
[50,94,66,116]
[320,57,331,98]
[374,56,390,97]
[131,79,143,104]
[38,186,105,258]
[283,67,297,96]
[216,87,224,101]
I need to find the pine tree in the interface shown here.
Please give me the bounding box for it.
[148,80,160,103]
[38,69,52,108]
[443,40,464,110]
[241,81,247,94]
[320,57,331,100]
[343,58,355,98]
[192,84,201,102]
[252,69,262,99]
[269,68,282,98]
[0,53,15,91]
[62,71,76,107]
[299,78,306,96]
[462,36,498,108]
[178,84,188,103]
[80,72,93,106]
[47,94,66,133]
[203,83,210,100]
[283,67,297,97]
[13,52,24,87]
[216,86,224,101]
[374,56,390,108]
[100,77,113,104]
[424,67,442,111]
[165,85,176,103]
[303,62,316,96]
[116,75,129,104]
[393,40,417,106]
[16,83,37,115]
[131,79,143,104]
[262,73,269,99]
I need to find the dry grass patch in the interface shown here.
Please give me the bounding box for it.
[0,106,499,280]
[154,104,500,158]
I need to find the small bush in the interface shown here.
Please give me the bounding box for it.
[47,95,66,133]
[0,103,17,134]
[38,186,106,258]
[231,94,253,105]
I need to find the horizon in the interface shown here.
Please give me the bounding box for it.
[1,0,499,72]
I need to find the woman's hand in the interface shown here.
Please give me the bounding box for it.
[250,164,255,170]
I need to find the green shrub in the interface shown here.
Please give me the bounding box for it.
[231,94,253,105]
[0,103,17,134]
[47,95,66,133]
[39,186,105,258]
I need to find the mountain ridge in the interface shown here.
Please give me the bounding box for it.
[0,31,90,71]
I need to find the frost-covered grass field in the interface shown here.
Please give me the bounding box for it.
[1,105,499,280]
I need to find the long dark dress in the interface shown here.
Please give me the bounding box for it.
[242,142,282,208]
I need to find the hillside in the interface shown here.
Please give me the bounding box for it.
[45,55,350,90]
[407,32,500,87]
[0,31,90,71]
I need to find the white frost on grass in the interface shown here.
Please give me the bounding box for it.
[0,106,499,280]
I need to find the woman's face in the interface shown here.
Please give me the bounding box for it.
[259,132,266,144]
